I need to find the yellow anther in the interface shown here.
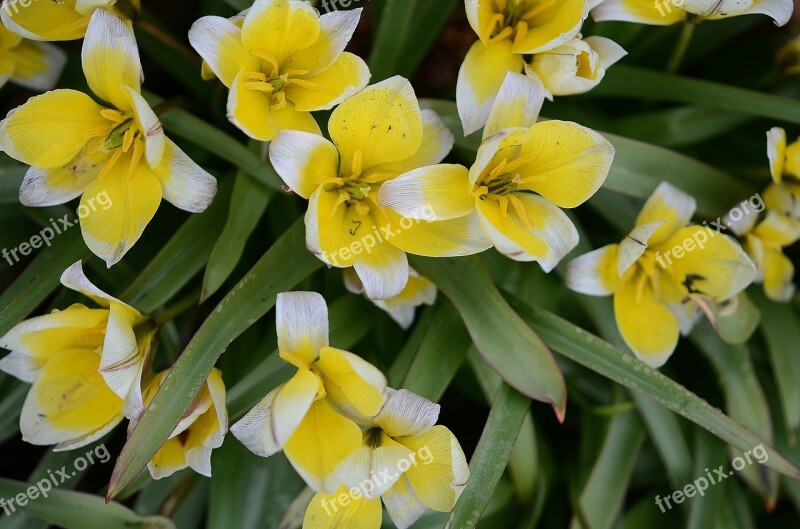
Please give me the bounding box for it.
[122,128,135,153]
[244,81,275,93]
[512,21,528,49]
[508,193,532,231]
[243,71,267,82]
[127,140,144,181]
[100,109,126,123]
[503,150,538,173]
[487,158,509,182]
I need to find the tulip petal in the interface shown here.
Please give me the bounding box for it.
[767,127,787,184]
[285,52,370,112]
[368,109,455,175]
[270,131,340,199]
[484,72,544,140]
[591,0,687,25]
[304,487,383,529]
[383,475,430,529]
[305,187,357,268]
[317,346,387,417]
[227,68,274,141]
[266,102,322,137]
[284,8,362,75]
[753,210,800,246]
[148,436,188,479]
[635,182,696,246]
[375,389,440,439]
[762,246,796,302]
[377,164,474,221]
[242,0,320,64]
[8,40,67,91]
[512,0,586,54]
[82,9,142,109]
[0,0,89,41]
[338,431,414,498]
[0,89,106,168]
[387,210,494,258]
[565,244,621,296]
[353,235,409,300]
[277,291,329,368]
[188,16,257,87]
[151,139,217,213]
[618,221,663,276]
[456,40,524,136]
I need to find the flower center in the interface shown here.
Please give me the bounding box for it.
[243,50,324,111]
[472,151,544,230]
[486,0,556,46]
[83,108,145,182]
[365,428,384,448]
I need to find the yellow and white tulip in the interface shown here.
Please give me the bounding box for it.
[0,10,217,266]
[527,36,627,99]
[591,0,793,26]
[270,76,487,300]
[458,0,589,134]
[0,261,151,450]
[566,182,757,367]
[231,292,387,492]
[0,23,66,91]
[303,389,469,529]
[379,72,614,271]
[0,0,140,41]
[189,0,371,141]
[142,368,228,479]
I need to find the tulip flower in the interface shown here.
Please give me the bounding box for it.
[143,368,228,479]
[0,0,140,41]
[0,261,152,450]
[270,76,489,300]
[566,182,757,367]
[0,23,66,91]
[189,0,370,141]
[458,0,589,134]
[0,10,217,266]
[232,292,387,492]
[592,0,792,26]
[379,72,614,271]
[303,389,469,529]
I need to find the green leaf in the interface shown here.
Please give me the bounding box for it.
[715,292,761,345]
[750,289,800,438]
[0,383,25,445]
[121,179,232,313]
[0,164,25,205]
[687,429,728,529]
[588,65,800,125]
[0,227,89,338]
[505,293,800,480]
[203,172,272,302]
[569,398,646,529]
[368,0,418,81]
[394,0,459,78]
[0,478,174,529]
[411,255,566,419]
[447,381,531,529]
[108,219,322,499]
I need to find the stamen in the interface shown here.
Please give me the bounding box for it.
[243,72,267,82]
[512,21,529,49]
[328,191,351,220]
[508,193,532,231]
[488,26,513,44]
[351,150,364,179]
[497,195,510,225]
[122,128,135,153]
[503,150,538,173]
[286,78,325,91]
[244,82,275,93]
[483,13,505,40]
[487,158,509,182]
[250,50,280,75]
[97,148,123,182]
[284,69,310,77]
[473,185,489,199]
[127,140,144,181]
[100,109,126,123]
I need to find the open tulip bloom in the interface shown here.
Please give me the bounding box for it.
[303,389,469,529]
[231,292,388,493]
[591,0,793,26]
[0,0,140,41]
[566,182,757,368]
[0,261,152,450]
[379,72,614,271]
[0,10,217,267]
[189,0,371,142]
[270,76,490,300]
[0,23,66,91]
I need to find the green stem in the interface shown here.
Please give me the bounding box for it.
[667,19,697,74]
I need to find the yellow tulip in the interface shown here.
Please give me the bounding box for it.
[0,22,66,90]
[0,261,152,450]
[270,76,488,300]
[566,182,757,367]
[231,292,387,493]
[303,389,469,529]
[0,0,140,41]
[591,0,792,26]
[0,10,217,266]
[143,368,228,479]
[344,267,437,329]
[379,72,614,271]
[189,0,371,141]
[458,0,589,134]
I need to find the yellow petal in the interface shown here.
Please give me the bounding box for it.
[266,102,322,138]
[0,89,106,168]
[476,192,579,270]
[329,76,423,173]
[372,269,438,330]
[285,51,370,112]
[21,348,124,450]
[81,9,142,110]
[337,430,414,498]
[767,127,787,184]
[614,274,679,368]
[7,40,66,91]
[386,210,494,258]
[0,0,89,41]
[304,486,383,529]
[188,16,258,87]
[483,72,544,140]
[305,187,355,268]
[317,346,387,417]
[565,244,621,296]
[125,87,165,168]
[352,228,410,300]
[277,291,329,368]
[400,425,470,512]
[151,139,217,213]
[149,436,188,479]
[761,247,796,302]
[78,156,163,266]
[514,120,614,209]
[0,304,107,382]
[377,164,474,221]
[753,211,800,247]
[270,131,340,199]
[763,182,800,218]
[383,475,430,529]
[367,109,455,176]
[635,182,696,246]
[17,144,109,207]
[283,8,362,76]
[456,40,524,136]
[241,0,320,65]
[284,398,363,493]
[184,369,228,476]
[374,389,439,439]
[592,0,687,25]
[227,68,275,141]
[511,0,586,54]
